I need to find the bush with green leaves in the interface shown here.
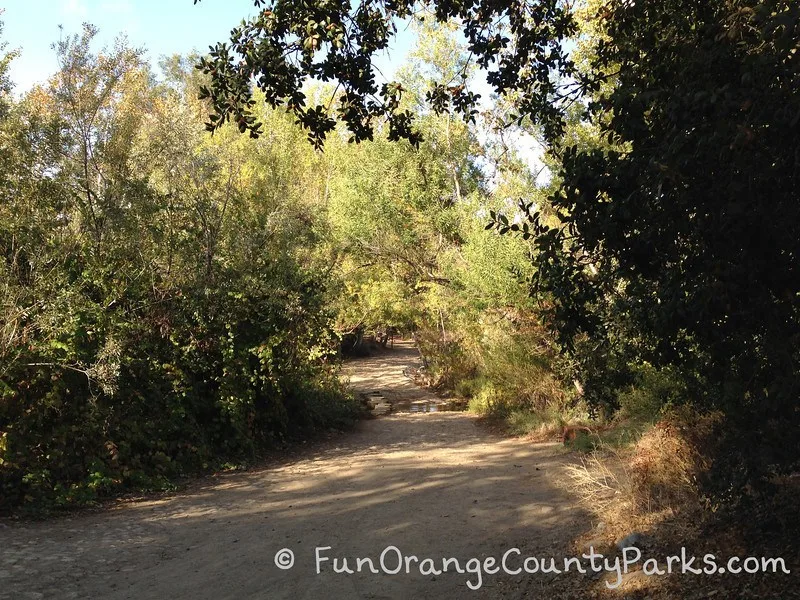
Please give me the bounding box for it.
[202,0,800,499]
[0,26,361,513]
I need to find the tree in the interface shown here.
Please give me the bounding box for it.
[193,0,577,148]
[201,0,800,495]
[47,25,148,252]
[0,27,361,512]
[321,21,484,343]
[507,0,800,496]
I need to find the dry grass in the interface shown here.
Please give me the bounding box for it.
[627,417,710,513]
[565,449,632,515]
[557,408,799,600]
[561,407,723,550]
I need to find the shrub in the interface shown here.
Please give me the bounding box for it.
[0,263,359,514]
[617,365,687,424]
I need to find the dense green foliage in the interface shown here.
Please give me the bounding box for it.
[205,0,800,499]
[0,27,362,513]
[3,0,798,513]
[194,0,575,147]
[510,0,800,496]
[320,23,570,424]
[0,19,566,513]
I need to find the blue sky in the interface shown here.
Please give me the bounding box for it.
[2,0,413,92]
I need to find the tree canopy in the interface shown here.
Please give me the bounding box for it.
[1,0,798,513]
[0,17,552,512]
[200,0,800,495]
[193,0,577,147]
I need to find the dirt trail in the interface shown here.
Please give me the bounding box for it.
[0,342,588,600]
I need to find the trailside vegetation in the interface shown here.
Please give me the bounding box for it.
[199,0,799,504]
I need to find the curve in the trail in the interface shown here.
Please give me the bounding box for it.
[0,342,589,600]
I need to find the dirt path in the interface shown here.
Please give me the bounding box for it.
[0,342,589,600]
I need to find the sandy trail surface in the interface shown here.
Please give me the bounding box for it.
[0,342,588,600]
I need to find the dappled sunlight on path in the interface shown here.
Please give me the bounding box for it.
[0,343,588,600]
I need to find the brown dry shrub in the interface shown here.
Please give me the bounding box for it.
[627,407,721,513]
[565,407,723,528]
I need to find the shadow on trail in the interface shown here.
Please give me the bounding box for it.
[0,343,591,600]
